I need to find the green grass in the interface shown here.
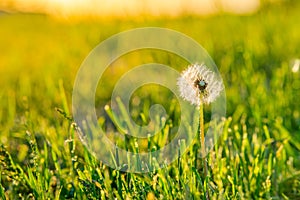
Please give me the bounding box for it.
[0,1,300,199]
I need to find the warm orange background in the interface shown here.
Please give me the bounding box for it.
[0,0,260,17]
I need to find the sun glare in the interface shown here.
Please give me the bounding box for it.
[0,0,260,17]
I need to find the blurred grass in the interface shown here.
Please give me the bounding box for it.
[0,1,300,199]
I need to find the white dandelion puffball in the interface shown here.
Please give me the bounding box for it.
[177,63,223,106]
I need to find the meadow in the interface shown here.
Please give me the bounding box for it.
[0,1,300,199]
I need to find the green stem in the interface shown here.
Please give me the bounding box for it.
[199,101,207,178]
[199,101,205,161]
[199,96,210,200]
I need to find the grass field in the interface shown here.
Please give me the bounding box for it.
[0,1,300,199]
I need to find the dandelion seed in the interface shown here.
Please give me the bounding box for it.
[177,63,223,105]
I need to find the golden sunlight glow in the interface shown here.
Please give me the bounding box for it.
[0,0,261,17]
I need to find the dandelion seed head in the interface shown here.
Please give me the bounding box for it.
[177,63,223,106]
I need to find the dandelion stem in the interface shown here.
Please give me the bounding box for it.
[199,100,205,161]
[199,95,210,199]
[199,96,206,170]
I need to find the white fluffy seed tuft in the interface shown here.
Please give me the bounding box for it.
[177,63,223,105]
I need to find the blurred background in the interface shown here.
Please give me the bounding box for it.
[1,0,261,17]
[0,0,299,198]
[0,0,299,133]
[1,0,299,110]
